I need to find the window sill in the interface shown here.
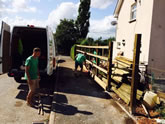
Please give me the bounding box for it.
[129,19,136,23]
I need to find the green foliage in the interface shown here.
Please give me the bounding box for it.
[75,37,115,46]
[156,104,165,119]
[70,44,76,60]
[79,37,94,45]
[75,0,91,39]
[94,37,115,46]
[54,19,78,55]
[76,38,84,44]
[80,39,88,45]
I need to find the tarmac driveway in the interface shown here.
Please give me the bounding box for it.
[51,56,135,124]
[0,74,54,124]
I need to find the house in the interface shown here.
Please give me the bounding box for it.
[113,0,165,79]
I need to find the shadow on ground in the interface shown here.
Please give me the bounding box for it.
[52,94,93,115]
[56,66,112,100]
[15,76,56,113]
[52,66,112,115]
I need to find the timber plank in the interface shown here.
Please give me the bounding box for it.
[112,87,130,104]
[94,75,107,90]
[115,56,133,65]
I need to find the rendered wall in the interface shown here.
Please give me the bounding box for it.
[148,0,165,78]
[114,0,154,64]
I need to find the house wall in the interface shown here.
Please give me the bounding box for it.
[148,0,165,78]
[114,0,154,64]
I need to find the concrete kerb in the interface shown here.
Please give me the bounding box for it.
[49,57,60,124]
[106,91,138,123]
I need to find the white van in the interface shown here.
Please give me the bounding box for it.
[0,21,57,82]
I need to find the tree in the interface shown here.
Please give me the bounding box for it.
[80,37,94,45]
[54,19,78,55]
[75,0,91,39]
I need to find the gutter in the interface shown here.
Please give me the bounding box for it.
[114,0,124,18]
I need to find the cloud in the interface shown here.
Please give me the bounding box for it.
[0,2,78,29]
[0,0,37,14]
[0,1,116,40]
[0,15,116,40]
[91,0,114,9]
[30,0,40,2]
[0,2,79,31]
[0,0,6,17]
[11,0,37,13]
[47,2,79,30]
[0,16,46,30]
[88,15,116,39]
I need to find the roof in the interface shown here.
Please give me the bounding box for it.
[114,0,124,18]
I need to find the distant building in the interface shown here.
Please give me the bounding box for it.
[114,0,165,78]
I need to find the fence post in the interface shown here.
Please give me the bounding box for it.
[130,34,141,114]
[96,44,99,76]
[107,41,113,91]
[89,48,91,61]
[102,48,104,56]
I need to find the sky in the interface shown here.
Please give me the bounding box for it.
[0,0,117,39]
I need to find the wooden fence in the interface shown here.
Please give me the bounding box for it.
[75,42,113,90]
[75,34,142,114]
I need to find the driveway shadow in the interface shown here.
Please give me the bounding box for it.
[52,94,93,115]
[15,78,55,113]
[56,66,112,100]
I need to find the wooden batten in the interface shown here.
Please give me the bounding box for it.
[157,91,165,99]
[111,76,122,83]
[121,83,143,96]
[112,86,130,104]
[76,49,108,61]
[86,60,107,74]
[112,83,143,104]
[76,45,109,49]
[94,75,107,90]
[112,68,129,75]
[115,60,132,68]
[115,56,133,65]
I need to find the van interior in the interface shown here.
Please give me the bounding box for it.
[11,26,47,71]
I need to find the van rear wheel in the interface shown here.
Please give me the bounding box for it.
[14,77,21,82]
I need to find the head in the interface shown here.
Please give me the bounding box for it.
[83,52,87,56]
[33,47,41,58]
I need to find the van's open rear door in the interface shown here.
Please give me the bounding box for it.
[46,26,54,75]
[0,21,11,74]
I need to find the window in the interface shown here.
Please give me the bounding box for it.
[130,3,137,20]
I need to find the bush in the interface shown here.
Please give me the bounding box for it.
[70,44,76,60]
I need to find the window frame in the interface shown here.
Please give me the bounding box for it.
[130,3,137,21]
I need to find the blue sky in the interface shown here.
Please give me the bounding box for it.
[0,0,117,39]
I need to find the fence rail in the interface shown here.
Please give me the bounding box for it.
[75,34,142,114]
[75,42,113,90]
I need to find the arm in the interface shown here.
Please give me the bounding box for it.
[75,55,77,60]
[25,66,32,85]
[84,60,86,66]
[83,56,87,67]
